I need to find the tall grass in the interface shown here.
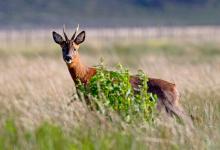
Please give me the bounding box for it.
[0,37,220,149]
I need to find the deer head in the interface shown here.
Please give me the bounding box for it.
[52,25,85,64]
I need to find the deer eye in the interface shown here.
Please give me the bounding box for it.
[72,46,76,51]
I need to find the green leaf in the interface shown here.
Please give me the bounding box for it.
[76,61,158,122]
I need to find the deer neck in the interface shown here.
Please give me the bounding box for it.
[67,56,89,85]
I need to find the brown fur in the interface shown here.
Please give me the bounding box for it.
[66,53,96,85]
[130,76,179,114]
[52,28,193,127]
[67,61,182,117]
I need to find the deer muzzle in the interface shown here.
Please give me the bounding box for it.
[64,55,72,64]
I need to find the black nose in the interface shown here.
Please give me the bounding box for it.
[65,56,72,61]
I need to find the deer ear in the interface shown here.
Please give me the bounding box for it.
[74,31,85,45]
[52,31,64,44]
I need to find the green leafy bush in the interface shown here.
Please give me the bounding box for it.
[77,63,157,122]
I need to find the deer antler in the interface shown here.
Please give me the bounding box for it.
[71,24,79,40]
[63,24,69,41]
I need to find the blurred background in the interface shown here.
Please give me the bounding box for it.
[1,0,220,62]
[0,1,220,149]
[1,0,220,27]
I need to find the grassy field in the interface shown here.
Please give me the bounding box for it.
[0,32,220,149]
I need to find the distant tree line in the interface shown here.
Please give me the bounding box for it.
[132,0,219,7]
[1,0,219,11]
[0,0,220,27]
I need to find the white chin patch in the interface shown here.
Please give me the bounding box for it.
[65,60,72,64]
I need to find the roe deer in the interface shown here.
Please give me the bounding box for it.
[52,25,192,125]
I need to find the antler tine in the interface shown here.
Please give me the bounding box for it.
[63,24,69,41]
[71,24,80,40]
[76,24,79,32]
